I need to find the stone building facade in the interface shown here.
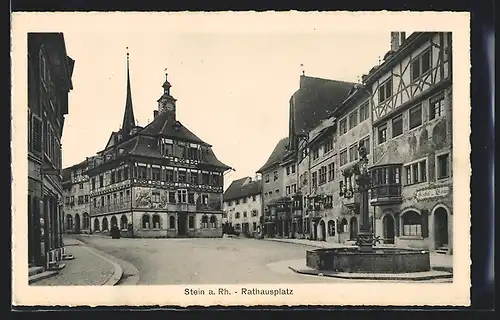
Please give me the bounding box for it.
[62,159,91,234]
[84,53,231,238]
[27,33,74,268]
[222,177,263,236]
[365,32,453,253]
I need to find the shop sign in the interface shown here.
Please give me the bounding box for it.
[416,186,449,201]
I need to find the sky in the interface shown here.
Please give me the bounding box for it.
[55,14,409,189]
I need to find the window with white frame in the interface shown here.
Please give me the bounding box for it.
[291,164,296,174]
[436,153,450,179]
[339,149,348,166]
[348,110,358,129]
[324,139,334,154]
[411,48,431,82]
[319,166,327,185]
[392,114,404,137]
[349,143,358,162]
[378,123,388,144]
[273,171,278,181]
[328,162,335,181]
[311,171,318,187]
[404,159,427,185]
[378,78,393,103]
[177,189,188,203]
[265,174,270,183]
[339,118,347,135]
[359,102,369,122]
[409,104,423,130]
[429,92,445,120]
[359,136,370,154]
[312,147,320,160]
[402,211,422,236]
[286,186,290,195]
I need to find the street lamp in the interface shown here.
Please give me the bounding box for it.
[340,142,377,252]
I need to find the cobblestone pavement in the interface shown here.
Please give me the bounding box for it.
[77,236,450,285]
[32,243,115,286]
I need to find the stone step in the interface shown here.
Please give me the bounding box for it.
[28,266,44,277]
[29,270,59,284]
[47,262,66,271]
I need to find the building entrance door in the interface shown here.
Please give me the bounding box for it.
[383,214,395,244]
[177,213,188,236]
[434,208,449,249]
[349,217,358,240]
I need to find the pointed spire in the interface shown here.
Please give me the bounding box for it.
[121,47,136,137]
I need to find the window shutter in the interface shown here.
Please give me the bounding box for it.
[32,116,42,153]
[421,209,429,238]
[394,213,400,236]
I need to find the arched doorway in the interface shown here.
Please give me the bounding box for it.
[142,214,150,229]
[382,214,395,244]
[349,217,358,240]
[110,216,118,228]
[120,215,128,230]
[327,220,335,237]
[94,218,100,232]
[102,217,109,231]
[74,214,81,233]
[318,220,326,241]
[152,214,160,229]
[434,207,449,249]
[83,213,90,230]
[66,214,73,232]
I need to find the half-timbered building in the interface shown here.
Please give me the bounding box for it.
[365,32,453,253]
[85,53,231,238]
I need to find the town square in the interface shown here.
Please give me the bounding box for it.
[24,23,456,287]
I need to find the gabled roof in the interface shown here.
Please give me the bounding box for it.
[291,75,356,136]
[139,110,208,145]
[257,137,289,173]
[223,177,262,202]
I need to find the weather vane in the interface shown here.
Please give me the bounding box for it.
[300,63,305,76]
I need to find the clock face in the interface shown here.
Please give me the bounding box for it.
[166,102,174,112]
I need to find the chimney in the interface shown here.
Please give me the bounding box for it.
[390,32,401,52]
[400,32,406,44]
[153,110,158,118]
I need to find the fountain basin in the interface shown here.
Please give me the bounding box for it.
[306,247,431,273]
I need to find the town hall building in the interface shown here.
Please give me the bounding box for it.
[85,52,231,238]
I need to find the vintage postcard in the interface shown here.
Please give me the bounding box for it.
[11,11,471,307]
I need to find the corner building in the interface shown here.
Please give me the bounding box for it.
[365,32,453,253]
[27,33,74,267]
[86,55,231,238]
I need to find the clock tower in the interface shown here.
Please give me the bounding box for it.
[157,70,177,121]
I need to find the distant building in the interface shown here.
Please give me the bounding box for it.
[84,53,231,238]
[222,177,263,235]
[256,137,288,237]
[27,33,74,268]
[62,159,92,234]
[258,75,355,239]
